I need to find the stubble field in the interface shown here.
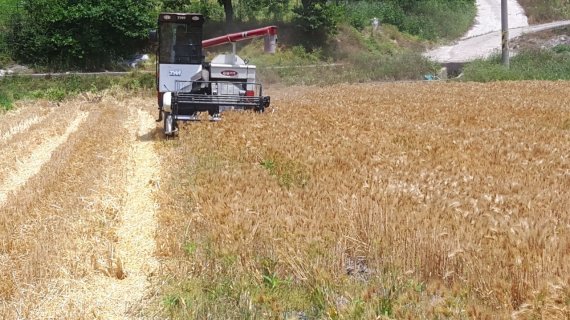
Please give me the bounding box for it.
[0,81,569,319]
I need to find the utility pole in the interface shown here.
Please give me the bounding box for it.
[501,0,510,67]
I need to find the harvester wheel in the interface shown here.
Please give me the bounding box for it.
[164,112,177,137]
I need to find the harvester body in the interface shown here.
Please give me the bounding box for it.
[152,13,277,136]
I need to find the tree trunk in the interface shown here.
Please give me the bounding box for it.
[219,0,234,31]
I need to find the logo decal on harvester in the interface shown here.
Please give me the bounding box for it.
[169,70,182,76]
[221,70,238,77]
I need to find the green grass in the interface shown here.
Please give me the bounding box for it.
[255,50,437,85]
[159,251,459,319]
[462,48,570,82]
[259,153,309,189]
[0,90,12,111]
[518,0,570,23]
[238,24,437,85]
[0,71,154,109]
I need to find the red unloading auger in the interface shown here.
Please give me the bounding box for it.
[202,26,278,53]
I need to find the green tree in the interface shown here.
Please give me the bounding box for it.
[7,0,158,71]
[161,0,224,21]
[236,0,290,21]
[218,0,234,27]
[293,0,340,48]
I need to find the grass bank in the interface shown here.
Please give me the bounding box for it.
[239,24,439,86]
[462,47,570,82]
[518,0,570,23]
[0,72,154,111]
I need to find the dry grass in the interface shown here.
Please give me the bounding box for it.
[1,81,568,319]
[155,81,570,318]
[0,90,158,318]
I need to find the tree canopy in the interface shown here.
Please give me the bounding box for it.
[2,0,476,70]
[7,0,158,71]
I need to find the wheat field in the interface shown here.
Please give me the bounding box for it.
[0,81,569,319]
[155,81,570,319]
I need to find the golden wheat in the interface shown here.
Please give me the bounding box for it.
[1,81,568,319]
[155,81,570,319]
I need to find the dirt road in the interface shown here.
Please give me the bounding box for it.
[426,0,570,62]
[0,92,161,319]
[464,0,528,39]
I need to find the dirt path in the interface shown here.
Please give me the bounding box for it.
[425,0,570,62]
[0,96,161,319]
[427,20,570,63]
[464,0,528,39]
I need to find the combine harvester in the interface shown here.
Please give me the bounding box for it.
[150,13,277,136]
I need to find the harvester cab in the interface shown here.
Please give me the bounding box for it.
[151,13,277,136]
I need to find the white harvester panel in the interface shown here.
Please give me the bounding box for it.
[158,64,202,92]
[210,54,257,93]
[210,64,256,80]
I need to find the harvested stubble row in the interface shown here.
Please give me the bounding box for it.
[0,93,158,319]
[157,81,570,319]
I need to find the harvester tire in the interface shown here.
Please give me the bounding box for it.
[164,112,176,137]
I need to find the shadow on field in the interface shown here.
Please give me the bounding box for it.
[137,126,164,142]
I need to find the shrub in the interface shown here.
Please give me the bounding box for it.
[341,0,475,40]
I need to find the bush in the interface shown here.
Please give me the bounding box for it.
[341,0,476,40]
[351,50,437,81]
[293,0,342,49]
[6,0,158,71]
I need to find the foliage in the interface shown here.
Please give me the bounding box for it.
[293,0,342,48]
[162,0,225,21]
[0,0,477,69]
[0,0,20,67]
[6,0,158,71]
[241,24,435,85]
[341,0,476,40]
[552,44,570,54]
[463,48,570,81]
[235,0,290,22]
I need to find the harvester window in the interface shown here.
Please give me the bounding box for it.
[159,23,202,64]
